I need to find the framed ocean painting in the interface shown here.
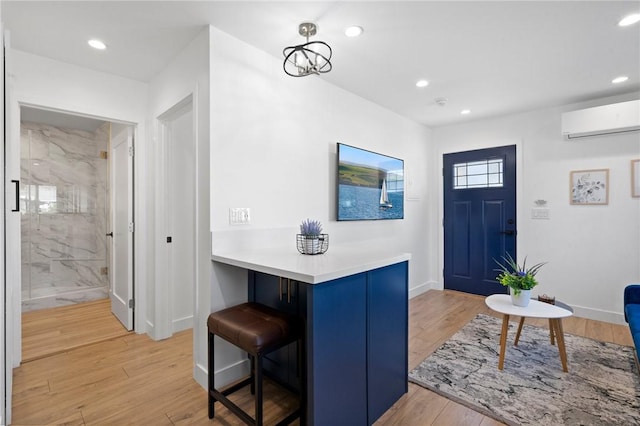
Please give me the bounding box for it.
[337,143,404,221]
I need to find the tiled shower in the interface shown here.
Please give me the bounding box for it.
[20,120,110,312]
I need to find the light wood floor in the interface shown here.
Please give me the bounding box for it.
[12,290,633,425]
[21,298,132,363]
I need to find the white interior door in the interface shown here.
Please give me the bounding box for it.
[110,125,134,330]
[167,103,195,333]
[2,24,11,426]
[4,27,22,425]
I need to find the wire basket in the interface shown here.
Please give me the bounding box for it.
[296,234,329,255]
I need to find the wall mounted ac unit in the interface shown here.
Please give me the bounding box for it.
[561,99,640,139]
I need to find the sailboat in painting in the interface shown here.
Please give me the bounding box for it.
[379,178,393,209]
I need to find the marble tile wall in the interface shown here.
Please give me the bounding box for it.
[21,121,110,312]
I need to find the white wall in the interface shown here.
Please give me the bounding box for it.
[209,25,432,278]
[207,27,433,387]
[8,49,150,335]
[432,92,640,324]
[147,27,211,385]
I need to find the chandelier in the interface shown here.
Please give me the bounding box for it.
[283,22,332,77]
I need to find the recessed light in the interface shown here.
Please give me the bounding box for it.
[460,109,471,115]
[619,13,640,27]
[88,39,107,50]
[416,80,429,88]
[612,76,629,84]
[345,26,363,37]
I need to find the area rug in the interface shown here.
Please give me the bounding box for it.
[409,314,640,425]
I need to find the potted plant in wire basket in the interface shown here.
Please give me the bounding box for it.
[495,253,547,307]
[297,219,329,255]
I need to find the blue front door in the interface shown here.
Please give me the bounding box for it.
[443,145,517,296]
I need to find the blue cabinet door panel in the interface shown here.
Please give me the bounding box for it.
[306,274,368,425]
[367,262,408,423]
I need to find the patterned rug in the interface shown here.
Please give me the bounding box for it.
[409,314,640,425]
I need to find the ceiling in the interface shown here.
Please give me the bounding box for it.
[3,1,639,128]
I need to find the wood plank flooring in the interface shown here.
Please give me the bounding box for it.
[12,290,634,425]
[22,298,131,362]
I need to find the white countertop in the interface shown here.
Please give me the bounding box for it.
[485,294,573,318]
[212,244,411,284]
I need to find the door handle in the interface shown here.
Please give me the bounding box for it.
[11,180,19,212]
[500,230,515,235]
[106,232,113,237]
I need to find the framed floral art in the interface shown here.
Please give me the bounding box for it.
[570,169,609,205]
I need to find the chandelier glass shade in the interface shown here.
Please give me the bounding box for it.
[283,22,332,77]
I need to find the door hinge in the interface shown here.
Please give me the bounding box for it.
[129,222,135,232]
[129,299,135,309]
[129,146,134,157]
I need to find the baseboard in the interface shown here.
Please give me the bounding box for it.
[194,362,208,390]
[409,281,439,299]
[194,358,251,391]
[571,305,626,325]
[172,315,193,333]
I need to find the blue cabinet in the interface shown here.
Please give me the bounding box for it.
[248,272,302,391]
[249,261,408,425]
[367,261,409,422]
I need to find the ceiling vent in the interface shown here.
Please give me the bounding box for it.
[561,99,640,140]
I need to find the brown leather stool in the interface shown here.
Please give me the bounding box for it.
[207,302,304,425]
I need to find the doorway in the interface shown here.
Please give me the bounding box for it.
[159,97,195,335]
[443,145,517,296]
[18,106,134,360]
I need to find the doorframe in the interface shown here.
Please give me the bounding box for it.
[6,101,144,366]
[2,23,8,426]
[153,93,196,341]
[437,139,525,291]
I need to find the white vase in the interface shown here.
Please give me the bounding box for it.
[510,289,532,307]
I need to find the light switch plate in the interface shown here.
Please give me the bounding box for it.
[531,208,550,220]
[229,207,251,225]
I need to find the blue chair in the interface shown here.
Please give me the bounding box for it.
[624,284,640,372]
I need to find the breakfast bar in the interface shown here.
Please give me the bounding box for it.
[212,245,411,425]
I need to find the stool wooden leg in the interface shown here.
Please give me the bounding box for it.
[208,330,215,419]
[255,355,264,426]
[250,354,255,395]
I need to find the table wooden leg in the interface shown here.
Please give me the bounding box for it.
[498,314,509,370]
[514,316,525,346]
[548,318,555,345]
[550,319,569,372]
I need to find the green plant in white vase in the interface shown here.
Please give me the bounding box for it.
[495,254,547,306]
